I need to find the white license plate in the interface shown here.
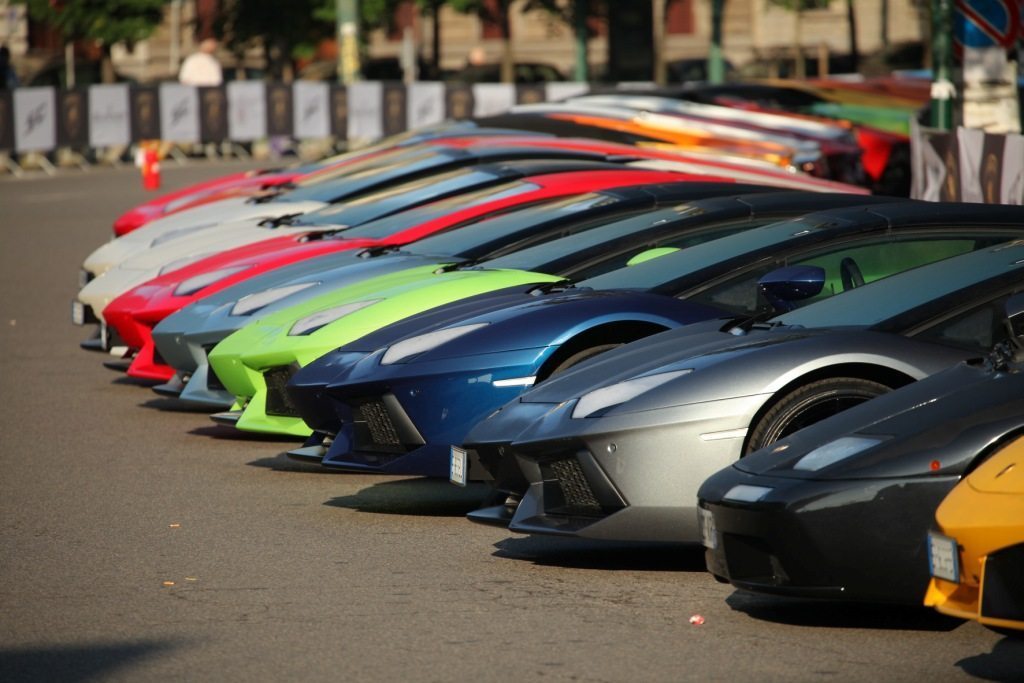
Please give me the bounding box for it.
[927,531,960,583]
[449,446,468,487]
[71,300,85,326]
[699,507,717,550]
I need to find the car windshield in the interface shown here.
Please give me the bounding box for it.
[282,149,458,203]
[402,192,622,257]
[774,241,1024,329]
[336,179,541,239]
[575,215,841,291]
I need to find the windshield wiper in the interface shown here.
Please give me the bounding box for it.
[257,213,302,228]
[528,280,577,296]
[720,309,783,336]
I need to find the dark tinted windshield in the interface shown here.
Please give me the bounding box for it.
[576,216,837,291]
[402,192,623,258]
[335,179,541,238]
[482,203,740,273]
[282,149,460,203]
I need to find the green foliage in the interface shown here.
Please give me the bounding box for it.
[223,0,333,55]
[18,0,170,45]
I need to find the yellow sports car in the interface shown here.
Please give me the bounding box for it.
[925,435,1024,632]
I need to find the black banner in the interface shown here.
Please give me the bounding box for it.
[980,133,1006,204]
[265,83,293,137]
[444,84,474,121]
[199,86,228,143]
[130,86,160,140]
[382,83,407,137]
[516,84,546,106]
[0,90,14,152]
[329,85,348,141]
[57,88,88,148]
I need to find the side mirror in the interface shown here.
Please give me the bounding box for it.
[626,247,680,267]
[758,265,826,313]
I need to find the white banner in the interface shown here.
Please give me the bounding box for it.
[1002,134,1024,205]
[406,82,445,130]
[472,83,515,118]
[546,82,589,103]
[347,81,383,142]
[158,83,200,143]
[13,87,56,152]
[226,81,266,142]
[88,84,130,148]
[292,81,330,139]
[957,127,985,204]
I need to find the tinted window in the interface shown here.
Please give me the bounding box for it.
[403,192,621,257]
[575,216,838,292]
[688,236,981,316]
[336,180,540,238]
[775,241,1024,328]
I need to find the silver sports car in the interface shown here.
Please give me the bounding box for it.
[463,241,1024,543]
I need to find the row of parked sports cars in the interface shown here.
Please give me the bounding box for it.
[74,94,1022,637]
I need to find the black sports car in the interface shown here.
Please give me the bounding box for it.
[697,295,1024,603]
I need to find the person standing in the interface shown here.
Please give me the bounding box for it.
[178,38,222,86]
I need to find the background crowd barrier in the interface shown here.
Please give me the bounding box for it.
[910,120,1024,204]
[0,81,594,156]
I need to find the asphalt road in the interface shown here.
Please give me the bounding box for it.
[1,162,1021,683]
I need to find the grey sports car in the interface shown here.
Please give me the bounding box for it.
[462,240,1024,543]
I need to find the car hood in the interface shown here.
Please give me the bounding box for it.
[77,221,325,314]
[734,359,1024,480]
[517,324,965,415]
[158,252,450,337]
[368,287,729,365]
[82,198,328,275]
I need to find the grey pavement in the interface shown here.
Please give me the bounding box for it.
[0,162,1021,682]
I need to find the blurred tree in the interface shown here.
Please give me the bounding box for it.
[322,0,603,83]
[447,0,598,82]
[221,0,334,82]
[766,0,862,77]
[17,0,170,83]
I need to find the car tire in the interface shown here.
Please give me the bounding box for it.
[548,343,622,378]
[746,377,891,454]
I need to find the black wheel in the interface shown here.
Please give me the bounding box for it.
[840,257,864,291]
[546,343,622,378]
[745,377,890,454]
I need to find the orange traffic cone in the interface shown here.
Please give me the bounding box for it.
[136,141,162,191]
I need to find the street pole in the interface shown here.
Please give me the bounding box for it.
[336,0,361,84]
[574,0,589,82]
[708,0,725,84]
[653,0,667,85]
[930,0,954,130]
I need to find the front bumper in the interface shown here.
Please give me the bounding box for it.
[504,395,765,543]
[315,351,549,477]
[925,543,1024,631]
[698,467,958,603]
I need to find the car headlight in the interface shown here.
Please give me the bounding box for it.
[288,299,380,336]
[231,282,319,316]
[380,323,489,365]
[173,266,250,297]
[572,369,692,419]
[722,484,773,503]
[792,435,886,472]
